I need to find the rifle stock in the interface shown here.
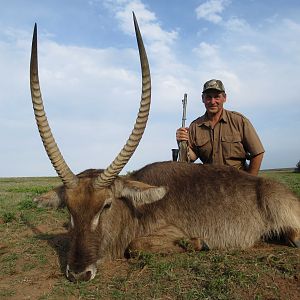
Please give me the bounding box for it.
[178,140,188,162]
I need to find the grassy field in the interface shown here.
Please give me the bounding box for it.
[0,171,299,299]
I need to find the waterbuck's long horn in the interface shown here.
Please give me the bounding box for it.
[93,13,151,188]
[30,24,78,188]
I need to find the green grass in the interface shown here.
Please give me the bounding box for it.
[0,171,299,299]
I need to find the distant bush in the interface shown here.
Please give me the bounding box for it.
[295,160,300,173]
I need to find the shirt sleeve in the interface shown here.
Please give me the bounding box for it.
[188,122,198,156]
[242,118,265,157]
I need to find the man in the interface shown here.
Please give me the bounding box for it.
[176,79,264,175]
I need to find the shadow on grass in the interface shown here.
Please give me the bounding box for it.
[20,214,69,275]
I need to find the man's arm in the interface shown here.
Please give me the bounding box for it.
[248,152,264,176]
[242,117,265,175]
[188,147,197,162]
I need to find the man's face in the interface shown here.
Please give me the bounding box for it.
[202,90,226,115]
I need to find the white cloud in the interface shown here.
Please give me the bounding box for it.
[195,0,230,24]
[100,0,180,79]
[193,42,219,61]
[195,1,251,35]
[236,44,259,54]
[103,0,178,45]
[224,17,252,32]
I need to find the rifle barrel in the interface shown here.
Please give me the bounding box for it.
[181,93,187,128]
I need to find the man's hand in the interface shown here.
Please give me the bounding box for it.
[176,127,189,142]
[176,127,197,162]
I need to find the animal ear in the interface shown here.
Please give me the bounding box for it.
[113,179,168,208]
[33,185,66,209]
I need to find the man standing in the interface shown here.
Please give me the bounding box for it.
[176,79,264,175]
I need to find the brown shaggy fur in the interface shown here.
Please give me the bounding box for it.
[35,161,300,280]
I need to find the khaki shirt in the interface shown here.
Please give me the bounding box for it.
[189,109,265,170]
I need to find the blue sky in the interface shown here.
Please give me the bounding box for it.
[0,0,299,177]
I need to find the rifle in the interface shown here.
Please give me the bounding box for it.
[172,93,189,162]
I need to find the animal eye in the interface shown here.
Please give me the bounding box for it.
[103,202,112,209]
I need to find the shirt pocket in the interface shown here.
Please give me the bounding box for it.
[221,135,245,159]
[195,136,211,162]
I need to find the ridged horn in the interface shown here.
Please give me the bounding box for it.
[93,13,151,188]
[30,24,78,188]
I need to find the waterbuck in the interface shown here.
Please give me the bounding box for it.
[30,15,300,282]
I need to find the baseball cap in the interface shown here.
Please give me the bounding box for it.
[203,79,225,93]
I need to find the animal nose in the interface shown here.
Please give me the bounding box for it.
[66,264,96,282]
[68,270,92,282]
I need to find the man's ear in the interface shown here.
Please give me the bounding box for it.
[201,94,205,103]
[113,179,168,208]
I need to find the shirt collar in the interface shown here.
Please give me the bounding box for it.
[197,109,228,127]
[220,109,228,123]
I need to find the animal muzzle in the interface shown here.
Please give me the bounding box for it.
[66,264,97,282]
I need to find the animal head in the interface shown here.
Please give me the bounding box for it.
[63,171,166,281]
[29,13,158,281]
